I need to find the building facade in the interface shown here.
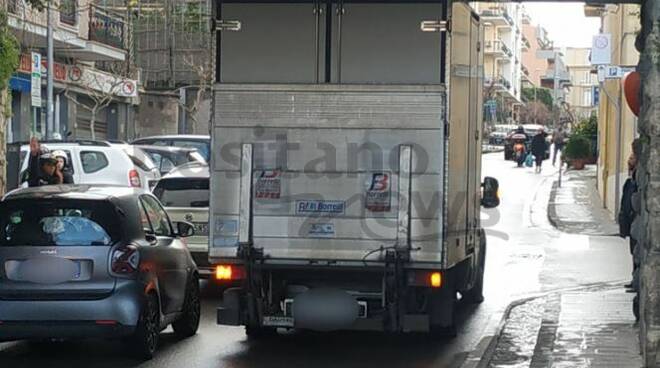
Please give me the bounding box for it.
[5,0,137,142]
[565,47,599,120]
[586,4,640,218]
[521,16,553,88]
[472,3,523,124]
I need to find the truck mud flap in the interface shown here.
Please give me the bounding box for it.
[217,287,242,326]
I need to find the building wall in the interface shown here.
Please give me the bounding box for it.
[565,47,599,120]
[594,4,641,218]
[134,92,179,138]
[521,23,549,87]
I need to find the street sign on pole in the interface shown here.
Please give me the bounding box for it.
[30,52,42,107]
[591,34,612,65]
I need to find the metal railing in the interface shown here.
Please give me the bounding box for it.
[88,5,126,49]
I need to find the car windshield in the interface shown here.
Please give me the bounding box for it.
[153,178,209,208]
[0,199,120,247]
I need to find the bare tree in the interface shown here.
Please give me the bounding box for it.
[177,55,213,134]
[64,67,128,140]
[520,101,552,126]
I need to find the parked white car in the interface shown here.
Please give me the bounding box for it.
[152,162,211,277]
[19,141,161,191]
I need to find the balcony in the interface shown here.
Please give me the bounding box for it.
[484,75,512,91]
[5,1,126,62]
[522,36,531,51]
[485,40,513,61]
[480,7,513,28]
[88,6,125,49]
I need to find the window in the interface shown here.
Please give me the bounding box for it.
[140,195,173,237]
[59,0,77,26]
[0,200,119,247]
[172,140,210,161]
[80,151,109,173]
[153,178,210,208]
[122,148,157,172]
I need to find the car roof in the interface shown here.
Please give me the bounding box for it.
[132,135,210,142]
[161,162,209,179]
[3,185,146,202]
[20,141,115,150]
[136,145,199,154]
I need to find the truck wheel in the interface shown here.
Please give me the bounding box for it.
[245,325,277,340]
[463,232,486,304]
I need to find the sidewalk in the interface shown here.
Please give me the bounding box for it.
[481,164,643,368]
[547,165,619,236]
[488,287,642,368]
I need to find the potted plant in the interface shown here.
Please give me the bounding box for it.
[563,135,592,170]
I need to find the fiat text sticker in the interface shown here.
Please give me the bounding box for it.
[295,200,345,215]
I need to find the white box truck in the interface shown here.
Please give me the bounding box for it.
[210,1,500,336]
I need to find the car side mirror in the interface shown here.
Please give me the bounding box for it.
[481,176,500,209]
[175,221,195,238]
[145,232,158,245]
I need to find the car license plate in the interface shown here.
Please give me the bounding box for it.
[262,316,294,327]
[194,222,208,235]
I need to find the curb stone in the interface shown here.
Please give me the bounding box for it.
[458,281,628,368]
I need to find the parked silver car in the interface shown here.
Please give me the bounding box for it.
[0,185,201,359]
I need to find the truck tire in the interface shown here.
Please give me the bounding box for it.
[463,231,486,304]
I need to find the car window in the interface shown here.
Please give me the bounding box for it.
[172,140,210,161]
[140,195,173,237]
[0,200,119,246]
[80,151,109,174]
[153,178,209,208]
[161,156,176,173]
[123,148,157,172]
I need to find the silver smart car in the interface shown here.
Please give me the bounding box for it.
[0,185,201,359]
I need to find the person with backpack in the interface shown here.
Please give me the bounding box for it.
[531,128,548,173]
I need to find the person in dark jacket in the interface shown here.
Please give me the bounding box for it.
[52,150,74,184]
[26,137,63,187]
[531,128,548,173]
[620,140,642,291]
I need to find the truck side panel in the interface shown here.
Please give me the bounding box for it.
[445,3,483,268]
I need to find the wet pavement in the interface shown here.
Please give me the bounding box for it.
[548,165,620,236]
[489,287,642,368]
[0,154,636,368]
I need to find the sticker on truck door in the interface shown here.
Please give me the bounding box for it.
[295,200,345,215]
[255,170,281,199]
[307,223,335,238]
[365,172,391,212]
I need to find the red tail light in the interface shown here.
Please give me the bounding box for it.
[215,264,246,281]
[111,245,140,275]
[129,169,141,188]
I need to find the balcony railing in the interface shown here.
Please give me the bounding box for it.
[484,75,512,91]
[7,0,20,14]
[501,43,513,58]
[88,5,125,49]
[481,6,513,26]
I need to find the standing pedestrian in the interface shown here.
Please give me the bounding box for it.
[552,127,567,166]
[52,150,74,184]
[26,137,63,187]
[531,128,547,173]
[619,139,642,319]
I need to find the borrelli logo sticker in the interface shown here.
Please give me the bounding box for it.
[366,172,391,212]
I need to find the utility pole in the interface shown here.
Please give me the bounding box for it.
[46,0,54,139]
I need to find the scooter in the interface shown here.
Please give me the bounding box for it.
[511,134,527,167]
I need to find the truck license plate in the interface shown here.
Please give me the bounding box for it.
[262,316,294,327]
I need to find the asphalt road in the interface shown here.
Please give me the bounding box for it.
[0,152,631,368]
